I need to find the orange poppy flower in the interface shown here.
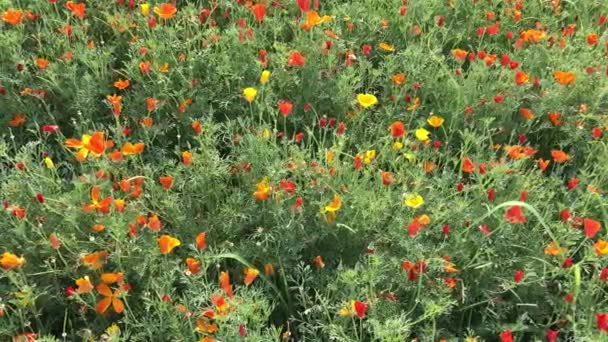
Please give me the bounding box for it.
[35,58,50,70]
[547,112,563,126]
[253,178,271,200]
[302,10,332,30]
[196,319,219,334]
[106,94,123,116]
[515,71,529,85]
[191,121,203,135]
[264,263,275,276]
[544,241,565,256]
[65,132,107,161]
[96,283,124,314]
[113,79,130,90]
[195,232,207,250]
[92,224,106,232]
[121,142,145,155]
[75,276,94,294]
[113,199,126,212]
[140,117,154,127]
[0,252,26,270]
[146,97,157,112]
[313,255,325,269]
[462,157,475,173]
[147,214,162,231]
[519,108,535,120]
[594,240,608,256]
[553,71,576,85]
[139,61,151,74]
[520,29,546,43]
[551,150,570,163]
[219,271,234,298]
[391,73,407,85]
[537,159,550,171]
[8,113,26,127]
[108,149,123,162]
[182,151,192,166]
[101,272,124,284]
[2,9,24,25]
[154,3,177,20]
[451,49,467,61]
[158,235,181,254]
[82,186,113,214]
[81,250,108,270]
[159,176,173,189]
[244,267,260,286]
[66,1,86,19]
[185,257,201,274]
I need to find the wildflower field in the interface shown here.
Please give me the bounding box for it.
[2,0,608,341]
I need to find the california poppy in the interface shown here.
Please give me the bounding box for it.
[154,3,177,20]
[158,235,181,254]
[551,150,570,163]
[287,51,305,66]
[82,186,113,214]
[515,71,529,85]
[278,100,293,116]
[121,142,145,155]
[356,93,377,108]
[253,178,271,200]
[8,114,26,127]
[243,87,257,103]
[0,252,26,270]
[66,1,85,19]
[244,267,259,285]
[584,218,601,238]
[195,232,207,250]
[65,132,106,161]
[96,283,124,314]
[113,79,130,90]
[553,71,576,85]
[389,121,405,138]
[159,176,173,189]
[185,257,201,274]
[81,250,108,270]
[594,240,608,256]
[1,9,24,25]
[182,151,192,166]
[504,205,527,223]
[251,4,265,23]
[75,276,94,294]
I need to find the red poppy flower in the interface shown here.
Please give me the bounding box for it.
[287,51,305,66]
[584,218,601,238]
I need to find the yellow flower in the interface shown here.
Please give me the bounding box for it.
[243,87,257,103]
[404,152,416,161]
[392,141,403,150]
[260,128,272,140]
[140,3,150,16]
[44,157,54,169]
[378,42,395,52]
[364,150,376,164]
[404,193,424,208]
[415,128,430,141]
[260,70,270,84]
[356,93,378,108]
[326,150,334,163]
[427,115,444,128]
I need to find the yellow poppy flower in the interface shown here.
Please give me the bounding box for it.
[356,93,378,108]
[243,87,257,103]
[404,193,424,208]
[415,128,430,141]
